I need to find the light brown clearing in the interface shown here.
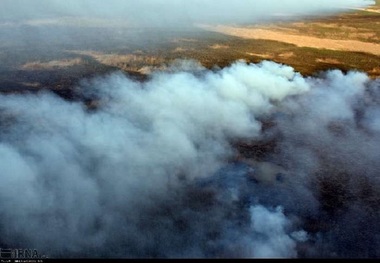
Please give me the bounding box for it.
[68,50,165,72]
[201,25,380,56]
[278,52,295,59]
[209,44,230,49]
[171,38,199,43]
[172,47,189,53]
[21,58,83,70]
[20,82,41,88]
[246,52,273,59]
[316,58,342,64]
[370,67,380,74]
[351,8,380,14]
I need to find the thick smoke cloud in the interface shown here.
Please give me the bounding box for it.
[0,60,379,258]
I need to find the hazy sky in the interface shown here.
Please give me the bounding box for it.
[0,0,375,26]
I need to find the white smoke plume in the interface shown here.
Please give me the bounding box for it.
[250,205,304,258]
[0,60,379,258]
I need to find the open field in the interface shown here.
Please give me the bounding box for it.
[198,1,380,77]
[200,25,380,56]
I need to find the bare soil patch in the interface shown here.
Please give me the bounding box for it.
[316,58,341,64]
[201,25,380,56]
[21,58,83,70]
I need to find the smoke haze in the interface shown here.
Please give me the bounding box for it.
[0,0,374,67]
[0,0,374,26]
[0,60,379,258]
